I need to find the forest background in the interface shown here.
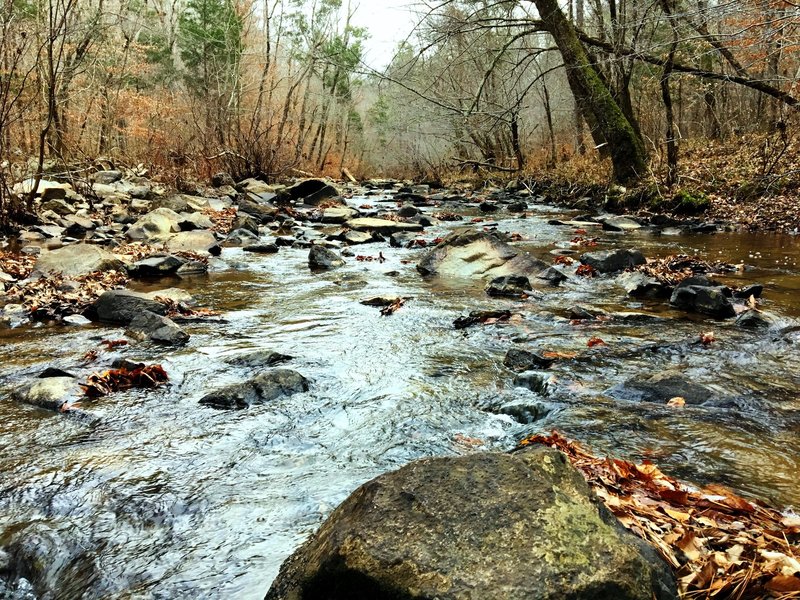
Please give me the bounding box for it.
[2,0,800,229]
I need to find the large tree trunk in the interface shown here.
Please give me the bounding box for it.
[531,0,647,183]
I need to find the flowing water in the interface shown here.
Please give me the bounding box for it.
[1,195,800,599]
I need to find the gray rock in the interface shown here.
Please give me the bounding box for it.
[237,177,276,195]
[309,245,344,271]
[177,260,208,276]
[504,347,554,371]
[320,207,358,224]
[580,248,646,273]
[735,309,773,329]
[602,216,643,231]
[536,266,568,286]
[128,310,189,345]
[243,243,279,254]
[128,254,186,278]
[178,212,214,231]
[212,172,236,187]
[40,198,76,216]
[93,289,167,324]
[479,201,499,212]
[91,170,122,185]
[238,197,279,223]
[224,350,293,369]
[34,244,124,277]
[12,376,82,411]
[343,230,373,245]
[199,369,308,409]
[614,371,715,405]
[507,200,528,212]
[126,208,182,241]
[618,271,670,298]
[63,314,91,326]
[396,204,419,218]
[167,230,221,255]
[266,449,677,600]
[513,370,550,395]
[232,213,260,234]
[225,228,260,246]
[417,229,548,279]
[389,232,416,247]
[281,179,339,205]
[670,281,735,318]
[129,185,151,200]
[485,274,532,298]
[345,217,423,236]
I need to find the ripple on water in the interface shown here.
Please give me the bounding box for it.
[2,202,800,598]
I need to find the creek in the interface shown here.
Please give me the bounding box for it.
[1,193,799,599]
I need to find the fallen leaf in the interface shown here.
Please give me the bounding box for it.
[667,397,686,408]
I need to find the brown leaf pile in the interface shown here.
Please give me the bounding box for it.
[203,207,237,234]
[154,296,219,319]
[0,250,36,280]
[8,270,128,320]
[81,364,169,397]
[635,254,739,286]
[518,432,800,600]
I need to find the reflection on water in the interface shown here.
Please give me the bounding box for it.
[1,202,800,599]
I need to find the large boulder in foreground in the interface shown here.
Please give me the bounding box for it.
[266,448,677,600]
[417,229,548,279]
[34,244,125,277]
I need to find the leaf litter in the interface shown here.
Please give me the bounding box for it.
[518,431,800,600]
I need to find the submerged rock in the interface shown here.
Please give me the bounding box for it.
[417,229,547,279]
[613,371,715,405]
[485,274,532,298]
[224,350,293,369]
[12,376,82,411]
[345,217,423,236]
[579,248,646,273]
[128,310,189,345]
[199,369,308,409]
[265,449,677,600]
[504,347,554,371]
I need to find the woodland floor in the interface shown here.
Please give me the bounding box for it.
[512,130,800,233]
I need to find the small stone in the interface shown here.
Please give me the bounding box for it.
[128,311,189,345]
[503,347,554,371]
[243,243,279,254]
[308,245,344,271]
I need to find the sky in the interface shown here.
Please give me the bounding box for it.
[350,1,420,69]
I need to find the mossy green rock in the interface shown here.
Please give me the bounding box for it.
[265,449,678,600]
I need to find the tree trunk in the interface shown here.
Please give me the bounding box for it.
[531,0,647,183]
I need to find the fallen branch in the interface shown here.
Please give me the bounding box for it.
[450,157,519,172]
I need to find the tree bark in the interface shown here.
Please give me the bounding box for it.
[530,0,647,183]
